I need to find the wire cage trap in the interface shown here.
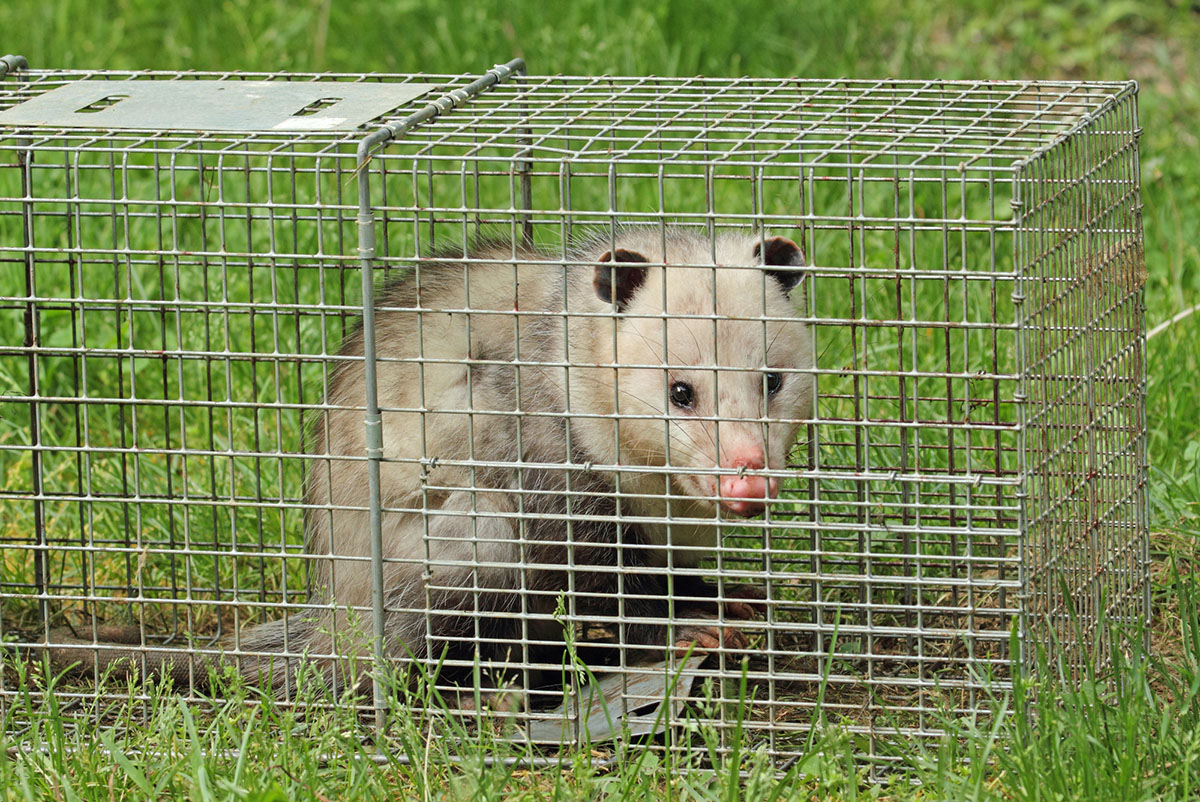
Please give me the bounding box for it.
[0,54,1149,764]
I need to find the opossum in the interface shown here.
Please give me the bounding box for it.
[44,228,814,699]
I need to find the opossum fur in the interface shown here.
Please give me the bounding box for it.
[52,228,815,698]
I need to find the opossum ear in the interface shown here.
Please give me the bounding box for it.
[595,249,649,310]
[755,237,806,294]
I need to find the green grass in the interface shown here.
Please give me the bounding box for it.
[1,0,1198,798]
[2,582,1198,801]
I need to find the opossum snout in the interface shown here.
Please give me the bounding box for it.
[717,451,779,517]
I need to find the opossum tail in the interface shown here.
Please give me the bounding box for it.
[27,614,344,698]
[29,622,230,691]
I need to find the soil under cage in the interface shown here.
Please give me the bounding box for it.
[0,53,1149,765]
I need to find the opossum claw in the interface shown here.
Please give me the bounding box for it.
[671,622,749,657]
[448,684,521,715]
[723,583,769,619]
[677,580,768,620]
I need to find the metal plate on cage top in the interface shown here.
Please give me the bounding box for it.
[0,80,437,132]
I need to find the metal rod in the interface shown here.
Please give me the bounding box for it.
[353,57,527,736]
[0,53,28,78]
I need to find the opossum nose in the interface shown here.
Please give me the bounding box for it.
[718,475,777,515]
[717,452,778,517]
[719,487,767,516]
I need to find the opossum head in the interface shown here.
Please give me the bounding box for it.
[580,230,813,518]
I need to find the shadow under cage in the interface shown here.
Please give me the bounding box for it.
[0,54,1148,764]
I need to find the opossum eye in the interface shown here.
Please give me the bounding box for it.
[669,381,695,409]
[765,372,783,397]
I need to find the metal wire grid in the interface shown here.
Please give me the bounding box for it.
[1014,90,1148,677]
[0,64,1147,764]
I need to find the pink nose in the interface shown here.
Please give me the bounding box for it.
[717,452,778,516]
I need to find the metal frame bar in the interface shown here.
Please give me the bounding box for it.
[352,57,526,733]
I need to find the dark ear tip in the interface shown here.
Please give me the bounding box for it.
[753,236,806,267]
[599,248,649,264]
[594,248,649,308]
[755,236,806,294]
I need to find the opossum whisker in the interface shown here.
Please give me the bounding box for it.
[627,318,705,369]
[682,318,707,367]
[765,323,790,364]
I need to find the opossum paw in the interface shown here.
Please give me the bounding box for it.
[722,584,768,620]
[678,583,768,620]
[671,623,749,657]
[447,685,520,714]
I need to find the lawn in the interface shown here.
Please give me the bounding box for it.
[1,0,1198,799]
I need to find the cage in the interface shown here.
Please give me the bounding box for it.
[0,54,1148,764]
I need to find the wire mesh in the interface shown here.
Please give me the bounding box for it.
[0,62,1147,765]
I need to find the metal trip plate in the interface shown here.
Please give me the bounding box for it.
[0,80,437,132]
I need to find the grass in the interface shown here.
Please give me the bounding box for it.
[0,0,1198,798]
[2,584,1198,800]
